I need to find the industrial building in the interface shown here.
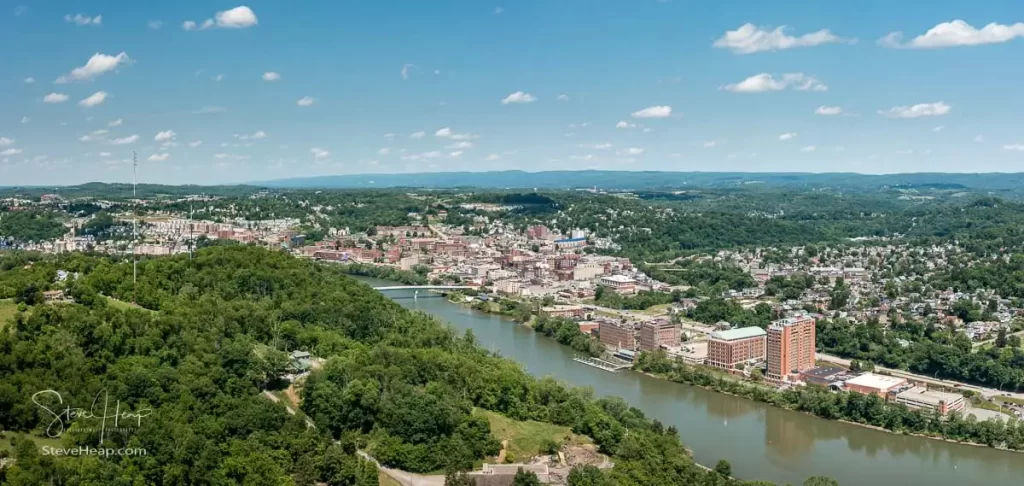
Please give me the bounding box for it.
[895,387,968,417]
[598,320,635,350]
[639,320,681,351]
[843,373,908,399]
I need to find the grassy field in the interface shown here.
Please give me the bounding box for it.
[995,396,1024,406]
[640,303,673,316]
[377,472,402,486]
[474,409,590,463]
[0,298,18,329]
[0,431,65,454]
[105,296,155,313]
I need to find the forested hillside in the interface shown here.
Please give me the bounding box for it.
[0,246,786,485]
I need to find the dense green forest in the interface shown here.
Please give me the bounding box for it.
[0,246,810,485]
[817,318,1024,391]
[0,210,67,243]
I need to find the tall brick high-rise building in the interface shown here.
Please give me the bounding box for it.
[766,315,816,382]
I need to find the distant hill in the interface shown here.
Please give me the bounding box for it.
[253,170,1024,192]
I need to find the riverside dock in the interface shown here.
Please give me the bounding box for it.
[573,356,631,372]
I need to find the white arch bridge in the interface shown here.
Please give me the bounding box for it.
[372,285,474,291]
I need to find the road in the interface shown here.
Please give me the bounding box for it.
[357,451,445,486]
[972,329,1024,350]
[815,352,1024,400]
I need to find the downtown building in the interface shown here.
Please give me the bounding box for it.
[638,320,680,351]
[766,315,817,383]
[706,327,767,371]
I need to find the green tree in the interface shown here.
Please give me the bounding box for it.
[445,470,477,486]
[567,465,610,486]
[513,468,542,486]
[803,476,840,486]
[714,459,732,477]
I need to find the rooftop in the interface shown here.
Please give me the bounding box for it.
[602,274,636,283]
[801,366,845,379]
[844,373,907,390]
[896,387,964,406]
[710,326,767,341]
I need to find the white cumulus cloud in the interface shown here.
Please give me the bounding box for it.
[878,101,951,119]
[410,131,426,139]
[57,52,131,83]
[815,105,843,116]
[1004,144,1024,151]
[447,141,473,149]
[618,147,645,156]
[184,6,258,31]
[262,72,280,81]
[65,13,102,25]
[189,141,203,148]
[108,118,123,127]
[43,93,69,103]
[557,94,569,101]
[311,147,330,160]
[724,73,827,93]
[616,121,636,129]
[778,132,797,141]
[297,96,315,106]
[880,20,1024,49]
[0,137,14,146]
[23,77,34,84]
[631,106,672,118]
[110,135,139,145]
[78,91,108,108]
[154,130,176,142]
[216,6,258,27]
[1,148,22,156]
[713,23,850,54]
[148,153,170,162]
[800,145,817,152]
[501,91,536,104]
[435,127,453,137]
[401,64,415,80]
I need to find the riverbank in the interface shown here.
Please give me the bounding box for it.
[446,293,1024,452]
[336,262,428,285]
[360,275,1024,486]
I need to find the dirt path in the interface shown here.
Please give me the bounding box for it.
[285,384,300,408]
[357,450,445,486]
[495,439,508,463]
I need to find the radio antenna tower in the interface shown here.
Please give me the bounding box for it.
[132,151,138,304]
[189,203,194,260]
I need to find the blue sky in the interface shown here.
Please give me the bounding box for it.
[3,0,1024,185]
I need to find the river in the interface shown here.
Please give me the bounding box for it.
[355,277,1023,486]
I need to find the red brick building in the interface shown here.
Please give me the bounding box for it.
[706,327,767,370]
[766,315,817,382]
[638,320,680,351]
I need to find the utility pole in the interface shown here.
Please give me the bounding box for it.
[132,151,138,304]
[189,203,194,260]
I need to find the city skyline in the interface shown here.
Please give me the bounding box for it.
[3,0,1024,185]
